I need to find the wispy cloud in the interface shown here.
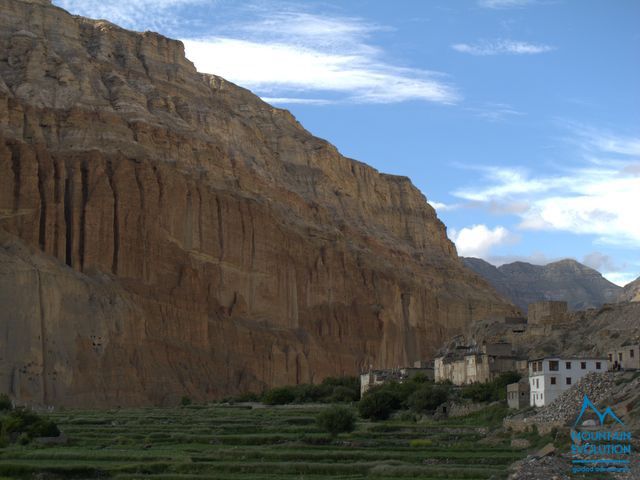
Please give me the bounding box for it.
[54,0,210,33]
[183,11,459,105]
[467,102,525,122]
[605,271,639,287]
[54,2,459,105]
[478,0,534,9]
[453,129,640,247]
[428,200,461,212]
[261,97,335,106]
[452,39,555,55]
[449,224,515,257]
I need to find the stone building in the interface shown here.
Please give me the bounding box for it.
[528,356,608,407]
[527,301,568,325]
[607,343,640,370]
[507,379,530,409]
[360,363,433,396]
[434,342,524,385]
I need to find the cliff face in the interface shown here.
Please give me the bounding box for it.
[0,0,516,407]
[462,257,621,312]
[618,277,640,303]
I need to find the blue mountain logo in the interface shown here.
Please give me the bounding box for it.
[574,395,624,427]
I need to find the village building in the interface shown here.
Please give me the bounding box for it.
[507,379,530,409]
[360,362,433,396]
[527,301,568,325]
[528,357,608,407]
[607,343,640,371]
[434,342,525,385]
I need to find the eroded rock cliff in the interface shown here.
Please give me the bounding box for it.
[0,0,517,407]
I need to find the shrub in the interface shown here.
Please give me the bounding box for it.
[1,408,60,443]
[262,387,296,405]
[407,384,449,413]
[316,406,356,437]
[232,392,260,402]
[258,377,360,405]
[0,394,11,412]
[329,386,358,403]
[358,390,396,421]
[409,438,433,447]
[180,396,192,406]
[461,371,521,403]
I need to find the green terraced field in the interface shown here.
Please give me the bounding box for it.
[0,404,526,479]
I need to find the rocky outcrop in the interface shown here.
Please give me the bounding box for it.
[618,277,640,303]
[0,0,516,407]
[462,258,621,312]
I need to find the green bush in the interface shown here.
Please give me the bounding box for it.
[316,406,356,437]
[358,390,396,421]
[329,386,358,403]
[258,377,360,405]
[409,438,433,447]
[1,408,60,443]
[262,387,296,405]
[461,371,521,403]
[232,392,260,402]
[180,396,192,406]
[0,395,11,412]
[407,384,449,413]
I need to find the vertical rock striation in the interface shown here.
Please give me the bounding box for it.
[0,0,516,407]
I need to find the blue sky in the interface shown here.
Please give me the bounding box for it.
[54,0,640,286]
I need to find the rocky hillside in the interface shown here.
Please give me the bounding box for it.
[462,257,621,312]
[618,276,640,303]
[0,0,516,407]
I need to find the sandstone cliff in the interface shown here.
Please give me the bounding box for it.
[0,0,516,407]
[462,257,621,312]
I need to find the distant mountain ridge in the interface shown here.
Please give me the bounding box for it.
[618,277,640,303]
[462,257,622,312]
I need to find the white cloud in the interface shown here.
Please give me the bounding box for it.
[428,200,460,211]
[54,0,209,32]
[452,39,555,55]
[261,97,335,106]
[582,252,618,273]
[452,129,640,246]
[468,102,525,122]
[604,272,638,288]
[478,0,533,8]
[183,10,459,106]
[449,224,513,258]
[54,2,459,104]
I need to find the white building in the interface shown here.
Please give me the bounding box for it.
[528,357,608,407]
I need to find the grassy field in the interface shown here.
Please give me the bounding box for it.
[0,403,529,479]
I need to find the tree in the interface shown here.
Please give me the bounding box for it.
[408,384,449,413]
[0,394,12,411]
[262,387,296,405]
[316,406,356,437]
[358,390,396,421]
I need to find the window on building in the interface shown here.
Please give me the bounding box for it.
[566,377,572,385]
[596,362,601,370]
[631,349,635,358]
[581,362,586,370]
[619,353,623,361]
[549,361,559,371]
[566,361,572,369]
[536,378,539,388]
[608,353,613,362]
[550,377,556,385]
